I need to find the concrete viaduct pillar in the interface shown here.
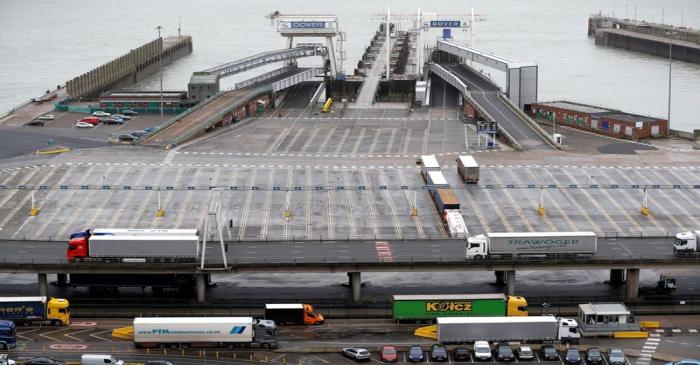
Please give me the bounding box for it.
[505,270,516,296]
[348,272,361,303]
[495,271,506,286]
[38,273,48,297]
[625,269,639,300]
[608,269,625,286]
[196,274,207,304]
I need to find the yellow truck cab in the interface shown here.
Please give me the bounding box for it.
[0,296,70,326]
[302,303,324,325]
[47,297,71,325]
[506,296,528,316]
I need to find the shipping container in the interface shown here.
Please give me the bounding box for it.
[433,189,459,215]
[456,155,479,183]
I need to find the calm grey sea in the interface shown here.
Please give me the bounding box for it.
[0,0,698,131]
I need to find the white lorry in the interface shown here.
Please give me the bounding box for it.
[133,317,278,349]
[420,154,441,181]
[436,316,580,344]
[445,210,468,239]
[456,155,479,183]
[465,231,597,259]
[673,230,700,255]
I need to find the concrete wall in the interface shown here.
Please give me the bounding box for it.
[66,36,193,99]
[595,30,700,63]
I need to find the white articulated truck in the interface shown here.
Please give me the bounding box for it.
[133,317,278,349]
[673,230,700,255]
[465,231,597,259]
[436,316,580,344]
[456,155,479,184]
[420,155,441,181]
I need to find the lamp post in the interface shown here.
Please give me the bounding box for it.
[156,25,164,123]
[666,31,676,127]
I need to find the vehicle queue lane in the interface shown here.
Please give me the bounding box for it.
[0,236,682,270]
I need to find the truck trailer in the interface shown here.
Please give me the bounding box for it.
[466,231,597,259]
[264,303,324,325]
[673,230,700,255]
[133,317,278,349]
[0,297,70,326]
[436,316,580,344]
[64,273,204,294]
[0,320,16,349]
[70,228,199,239]
[393,294,528,322]
[445,210,468,239]
[420,155,440,181]
[456,155,479,183]
[67,233,199,262]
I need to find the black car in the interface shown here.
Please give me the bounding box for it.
[431,345,448,362]
[408,345,424,362]
[145,362,175,365]
[453,348,470,361]
[121,109,139,116]
[564,348,582,364]
[539,345,559,361]
[586,348,603,365]
[495,343,515,362]
[25,358,65,365]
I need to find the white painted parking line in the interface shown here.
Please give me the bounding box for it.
[237,169,257,240]
[88,329,113,342]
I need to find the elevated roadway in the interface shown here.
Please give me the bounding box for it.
[201,44,326,78]
[433,63,556,150]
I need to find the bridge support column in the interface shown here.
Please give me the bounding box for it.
[608,269,625,286]
[494,271,506,286]
[625,269,639,300]
[505,270,516,296]
[56,274,67,286]
[349,272,361,303]
[196,274,207,304]
[38,273,48,297]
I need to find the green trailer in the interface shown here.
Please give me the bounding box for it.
[392,294,527,321]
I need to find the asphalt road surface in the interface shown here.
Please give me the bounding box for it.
[0,128,106,159]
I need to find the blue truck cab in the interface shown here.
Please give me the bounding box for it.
[0,320,16,349]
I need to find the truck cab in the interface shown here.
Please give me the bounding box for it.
[506,296,528,316]
[67,237,89,261]
[303,304,324,325]
[0,320,16,349]
[465,234,488,259]
[557,317,580,344]
[47,298,71,325]
[673,231,699,253]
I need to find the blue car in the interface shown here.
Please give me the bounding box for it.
[408,345,424,362]
[666,361,700,365]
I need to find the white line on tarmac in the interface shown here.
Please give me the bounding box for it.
[89,329,113,342]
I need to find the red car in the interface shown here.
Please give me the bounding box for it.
[381,345,398,363]
[79,116,101,125]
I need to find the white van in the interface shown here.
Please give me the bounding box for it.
[81,354,124,365]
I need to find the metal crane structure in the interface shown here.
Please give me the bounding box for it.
[267,12,346,77]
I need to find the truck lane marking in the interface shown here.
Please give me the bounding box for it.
[368,128,382,155]
[259,169,275,240]
[343,171,358,239]
[360,170,380,239]
[325,168,335,239]
[129,166,170,228]
[489,171,535,232]
[305,167,312,239]
[170,168,204,229]
[151,167,186,228]
[334,128,352,154]
[378,171,402,239]
[237,169,257,240]
[398,170,425,239]
[522,168,577,231]
[540,168,603,233]
[84,165,134,229]
[6,165,65,238]
[299,126,320,153]
[559,168,626,234]
[283,127,306,154]
[196,167,223,230]
[646,169,700,229]
[316,124,338,153]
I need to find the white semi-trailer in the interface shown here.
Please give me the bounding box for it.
[673,230,700,255]
[436,316,580,344]
[465,231,597,259]
[456,155,479,184]
[133,317,278,348]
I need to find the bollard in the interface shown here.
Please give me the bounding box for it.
[411,207,418,217]
[283,209,291,218]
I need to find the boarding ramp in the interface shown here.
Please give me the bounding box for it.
[429,63,556,150]
[202,44,326,79]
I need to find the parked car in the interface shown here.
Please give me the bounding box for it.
[92,111,110,117]
[431,344,448,362]
[539,345,559,361]
[586,348,603,365]
[516,346,534,361]
[37,114,55,121]
[118,134,136,142]
[103,117,124,125]
[144,362,174,365]
[453,348,470,362]
[130,130,148,138]
[79,116,100,125]
[495,343,514,362]
[75,121,95,128]
[380,345,397,363]
[608,348,626,365]
[474,341,492,361]
[111,114,131,120]
[25,358,65,365]
[0,354,15,365]
[27,120,45,126]
[408,345,424,362]
[121,109,138,116]
[564,348,582,365]
[342,347,371,362]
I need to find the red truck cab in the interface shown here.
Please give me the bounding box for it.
[67,237,88,261]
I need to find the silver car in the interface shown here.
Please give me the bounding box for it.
[342,347,371,362]
[608,348,626,365]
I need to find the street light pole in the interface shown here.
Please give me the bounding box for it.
[667,32,675,126]
[156,25,164,123]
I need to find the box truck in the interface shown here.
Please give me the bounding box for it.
[265,303,324,325]
[466,231,597,259]
[64,273,203,294]
[393,294,527,322]
[420,155,440,181]
[67,233,198,262]
[457,155,479,183]
[673,230,700,255]
[436,316,580,344]
[133,317,278,349]
[0,321,16,349]
[0,297,70,326]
